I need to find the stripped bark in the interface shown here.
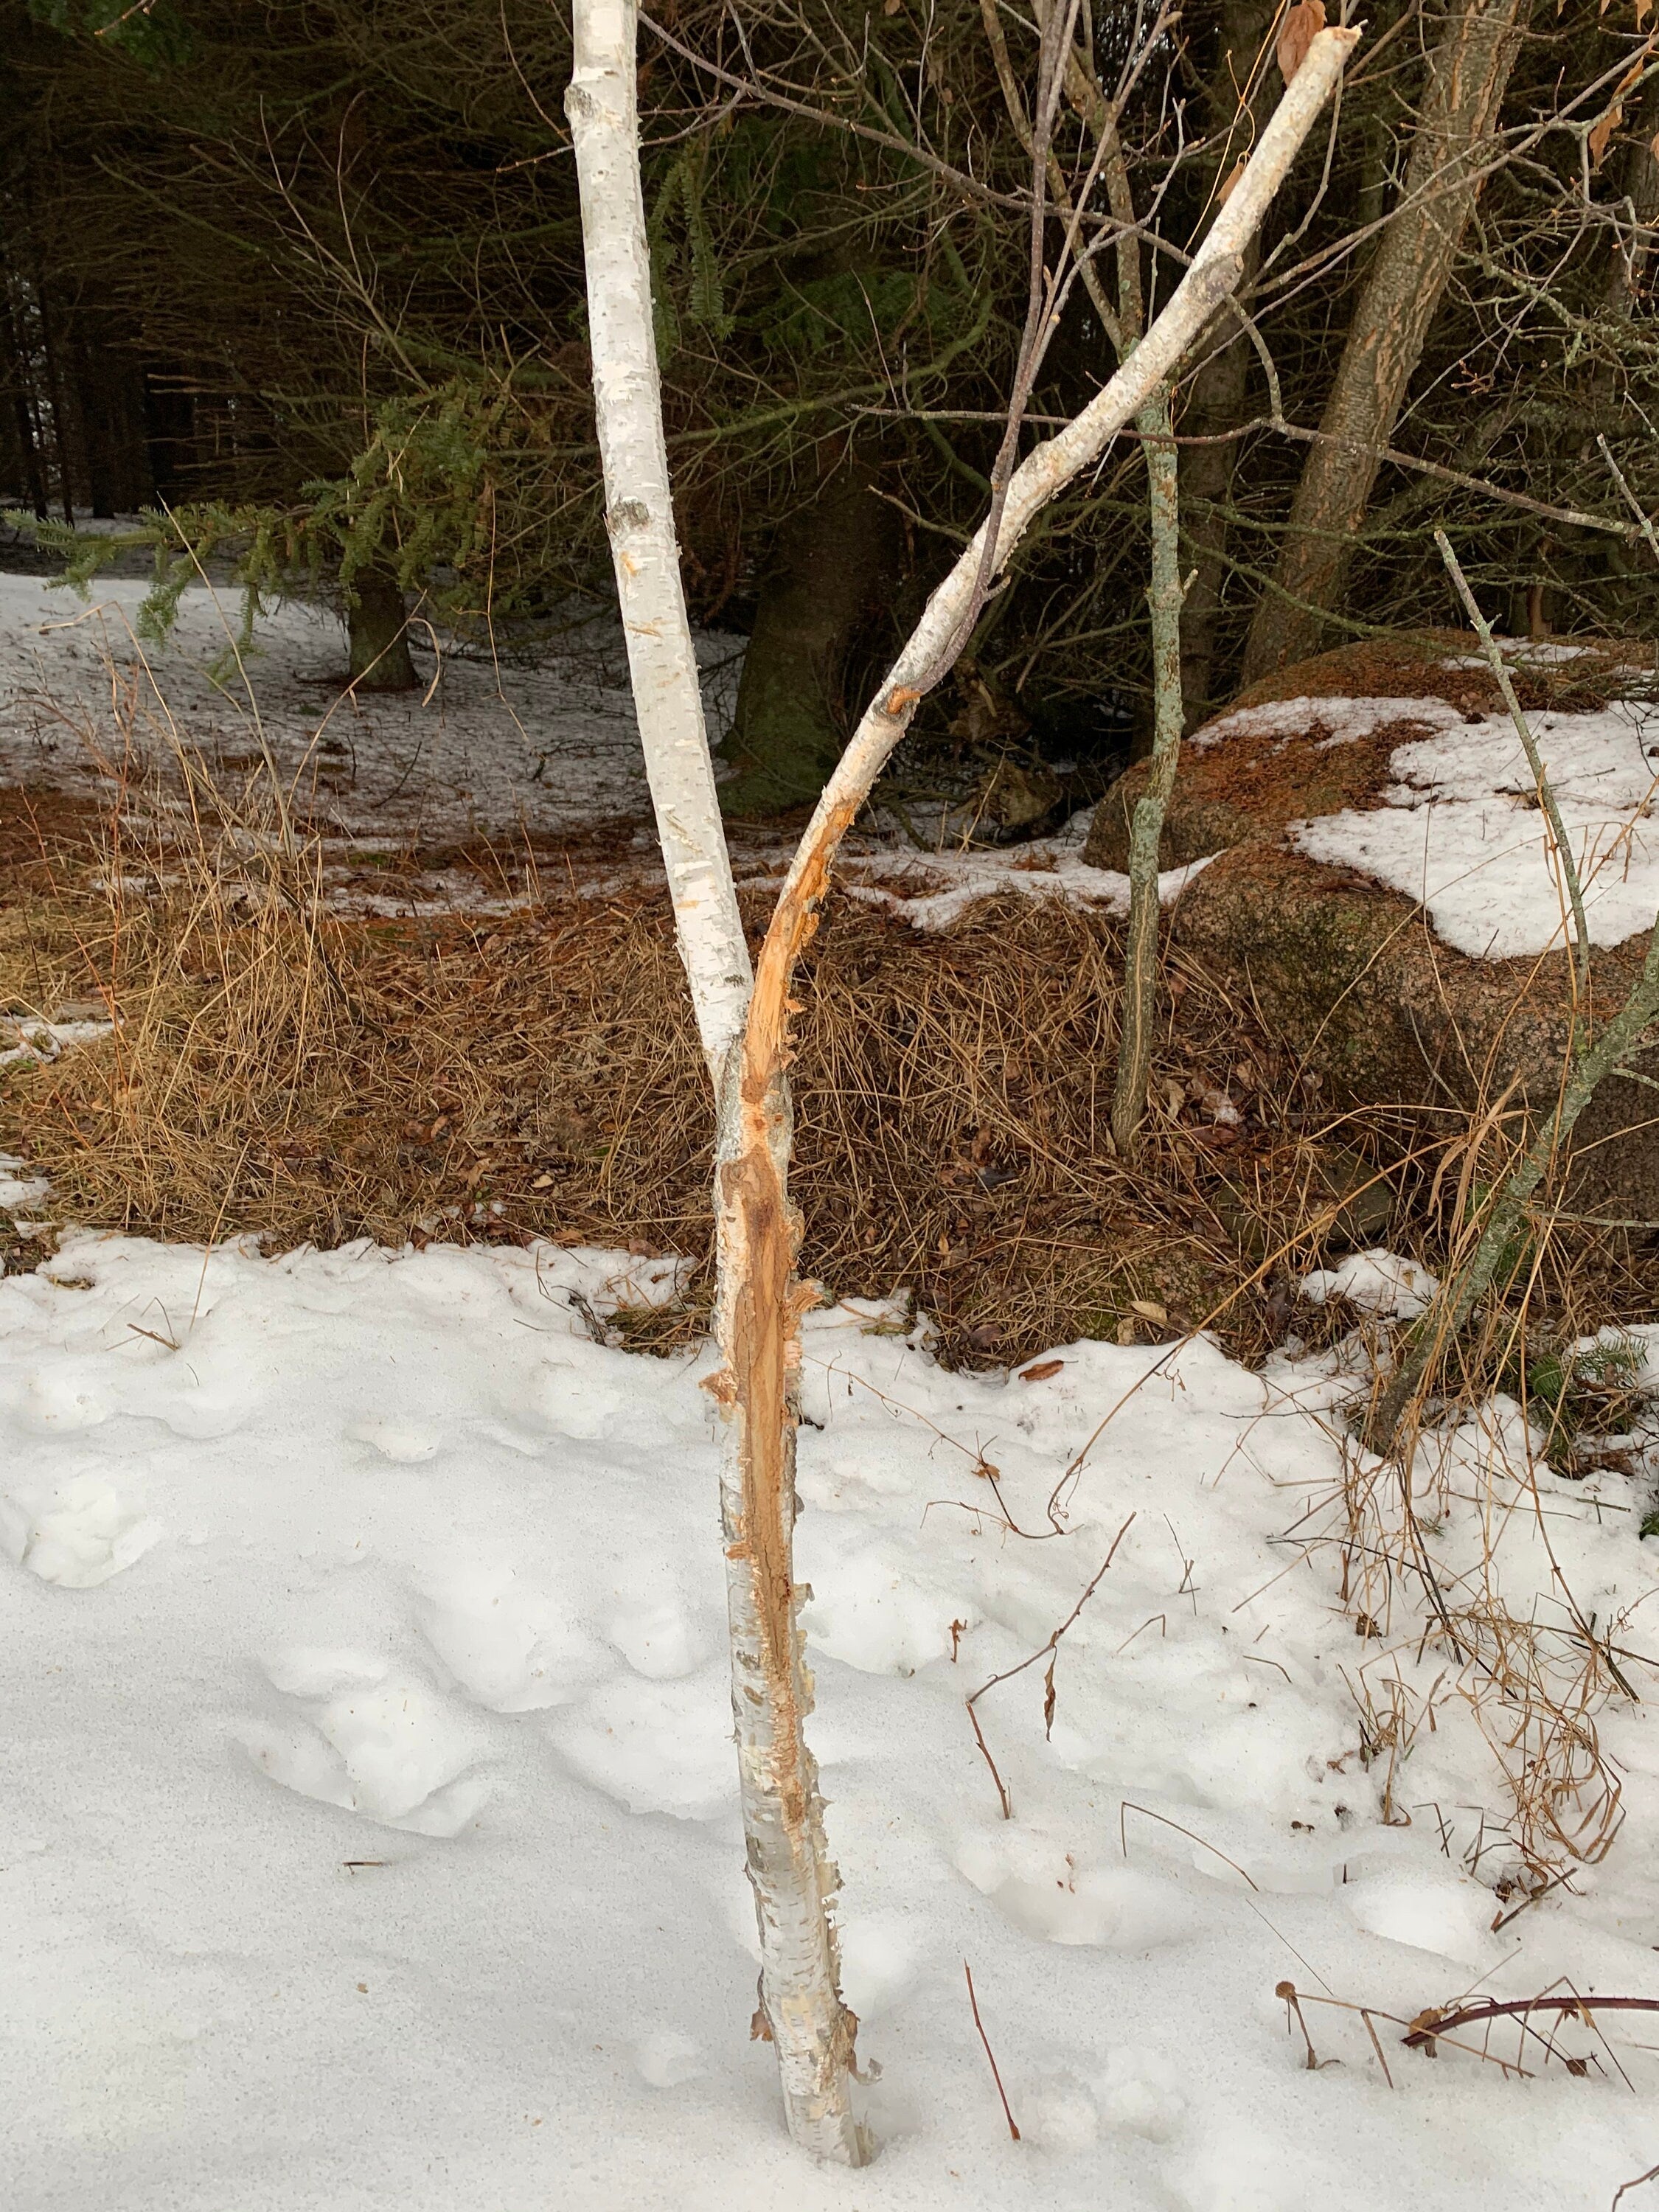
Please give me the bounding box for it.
[573,0,1355,2161]
[707,63,1358,2138]
[1244,0,1530,681]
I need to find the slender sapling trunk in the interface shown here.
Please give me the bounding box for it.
[1111,391,1183,1157]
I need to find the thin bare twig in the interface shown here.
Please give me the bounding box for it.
[1406,1993,1659,2049]
[965,1514,1135,1815]
[964,1962,1022,2141]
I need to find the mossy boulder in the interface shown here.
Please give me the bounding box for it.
[1086,637,1659,1221]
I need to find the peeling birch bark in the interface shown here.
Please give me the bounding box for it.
[571,5,1354,2164]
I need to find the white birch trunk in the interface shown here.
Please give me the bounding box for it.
[566,0,751,1084]
[570,10,1355,2165]
[568,0,865,2163]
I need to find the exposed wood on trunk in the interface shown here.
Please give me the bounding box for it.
[574,0,1356,2161]
[1243,0,1530,681]
[709,961,867,2162]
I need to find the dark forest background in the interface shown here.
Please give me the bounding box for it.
[4,0,1657,809]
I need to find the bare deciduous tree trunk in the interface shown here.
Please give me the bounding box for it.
[1243,0,1530,681]
[1177,0,1278,724]
[1111,393,1183,1158]
[571,0,1356,2159]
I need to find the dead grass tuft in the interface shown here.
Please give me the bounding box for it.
[0,774,1443,1368]
[1318,1197,1659,1879]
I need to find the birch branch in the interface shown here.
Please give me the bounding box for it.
[756,25,1360,998]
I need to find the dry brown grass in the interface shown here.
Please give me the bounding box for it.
[0,765,1446,1367]
[2,641,1656,1380]
[1325,1384,1642,1881]
[1312,1141,1659,1880]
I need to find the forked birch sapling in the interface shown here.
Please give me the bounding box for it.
[569,1,1357,2161]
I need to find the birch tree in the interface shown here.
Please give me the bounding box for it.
[568,0,1357,2160]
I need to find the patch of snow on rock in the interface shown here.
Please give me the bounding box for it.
[841,813,1214,931]
[1191,695,1464,751]
[1301,1248,1439,1318]
[1293,700,1659,958]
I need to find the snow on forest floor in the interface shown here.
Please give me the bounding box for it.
[7,1195,1659,2207]
[9,568,1659,958]
[0,570,1196,927]
[0,569,711,843]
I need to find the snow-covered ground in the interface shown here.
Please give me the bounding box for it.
[9,570,1659,961]
[0,570,726,844]
[7,1200,1659,2208]
[0,569,1191,926]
